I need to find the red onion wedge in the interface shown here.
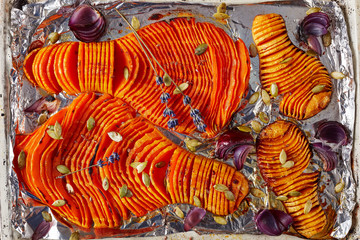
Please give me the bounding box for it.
[255,209,293,236]
[32,221,51,240]
[184,207,206,231]
[303,22,328,36]
[302,12,330,29]
[233,145,254,170]
[314,120,349,145]
[24,96,60,114]
[307,35,322,55]
[312,142,338,171]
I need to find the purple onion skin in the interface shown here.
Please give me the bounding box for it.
[215,129,254,159]
[312,142,338,171]
[184,207,206,231]
[307,35,322,55]
[233,145,253,170]
[314,120,349,145]
[32,221,51,240]
[302,12,330,29]
[255,209,293,236]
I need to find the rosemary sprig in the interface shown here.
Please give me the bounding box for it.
[114,9,207,132]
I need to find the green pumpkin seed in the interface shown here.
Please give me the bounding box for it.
[54,121,62,137]
[47,129,62,140]
[270,83,279,97]
[279,57,293,64]
[155,161,166,168]
[251,120,262,133]
[57,165,70,174]
[69,231,80,240]
[213,12,230,20]
[304,199,312,214]
[217,3,227,13]
[126,189,133,198]
[306,7,321,15]
[331,71,346,80]
[193,196,201,207]
[335,181,345,193]
[250,188,266,198]
[41,211,52,222]
[142,172,150,187]
[248,92,259,104]
[108,131,122,142]
[288,191,302,197]
[173,82,189,94]
[124,67,129,80]
[131,16,140,31]
[52,199,66,207]
[102,177,109,191]
[237,125,252,133]
[195,43,208,55]
[225,190,235,202]
[306,49,318,56]
[48,125,54,131]
[214,184,229,192]
[322,31,331,47]
[261,89,271,106]
[276,195,288,201]
[130,162,142,168]
[87,117,95,131]
[18,150,26,170]
[281,160,294,168]
[163,73,172,87]
[66,183,74,194]
[249,43,258,58]
[136,161,148,173]
[259,112,269,124]
[184,138,202,152]
[37,112,48,125]
[119,185,128,198]
[48,32,60,44]
[213,216,227,225]
[174,206,184,218]
[279,149,287,165]
[311,84,325,93]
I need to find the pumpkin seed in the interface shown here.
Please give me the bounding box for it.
[279,57,293,64]
[270,83,279,97]
[174,206,184,218]
[69,231,80,240]
[123,67,129,80]
[173,82,189,94]
[102,177,109,191]
[261,89,271,106]
[225,190,235,202]
[193,196,201,207]
[306,7,321,15]
[163,73,172,87]
[250,188,266,198]
[195,43,208,55]
[52,199,66,207]
[108,131,122,142]
[259,112,269,124]
[48,32,60,44]
[18,150,26,169]
[131,16,140,30]
[54,121,62,137]
[57,165,70,174]
[126,189,133,198]
[136,161,148,173]
[119,185,128,198]
[184,138,202,152]
[279,149,287,165]
[249,43,258,58]
[311,84,325,93]
[322,31,331,47]
[331,71,346,80]
[47,129,62,140]
[142,172,150,187]
[87,117,95,131]
[281,160,294,168]
[66,183,74,194]
[41,211,52,222]
[335,181,345,193]
[155,161,166,168]
[130,162,142,168]
[213,216,227,225]
[251,120,262,133]
[214,183,229,192]
[304,199,312,214]
[217,3,227,13]
[276,195,288,201]
[37,112,48,125]
[48,125,54,131]
[306,49,318,56]
[248,92,259,104]
[213,12,230,20]
[237,125,252,133]
[288,191,302,197]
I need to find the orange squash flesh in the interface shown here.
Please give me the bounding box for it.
[252,14,332,120]
[256,120,332,239]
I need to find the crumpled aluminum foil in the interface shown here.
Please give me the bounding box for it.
[9,0,355,239]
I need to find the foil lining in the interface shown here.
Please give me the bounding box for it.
[9,0,356,239]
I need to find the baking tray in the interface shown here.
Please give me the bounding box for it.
[1,0,359,239]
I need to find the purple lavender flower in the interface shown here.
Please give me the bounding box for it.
[190,109,200,118]
[196,122,207,132]
[97,159,106,168]
[183,95,191,106]
[156,76,163,85]
[163,108,176,118]
[160,93,171,103]
[167,118,179,129]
